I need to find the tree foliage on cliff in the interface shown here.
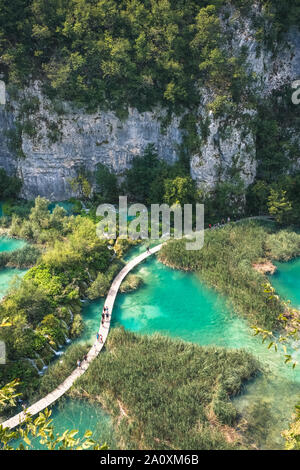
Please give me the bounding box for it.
[1,0,296,112]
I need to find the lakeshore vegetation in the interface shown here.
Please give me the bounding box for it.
[0,196,138,401]
[159,220,300,330]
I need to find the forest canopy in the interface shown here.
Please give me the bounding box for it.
[1,0,299,112]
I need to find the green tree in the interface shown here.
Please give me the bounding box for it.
[163,176,196,206]
[29,196,50,229]
[267,189,292,224]
[69,170,92,200]
[0,169,22,200]
[86,272,110,300]
[124,144,167,204]
[95,163,119,204]
[246,180,270,215]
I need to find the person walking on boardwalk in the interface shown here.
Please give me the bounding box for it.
[146,246,151,253]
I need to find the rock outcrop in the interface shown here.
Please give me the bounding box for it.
[0,7,299,201]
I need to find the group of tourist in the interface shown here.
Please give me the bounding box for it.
[101,305,110,326]
[77,353,88,370]
[208,216,231,230]
[76,306,111,369]
[98,306,110,341]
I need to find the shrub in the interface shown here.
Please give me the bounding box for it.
[120,274,143,293]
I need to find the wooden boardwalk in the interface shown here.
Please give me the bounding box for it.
[1,244,162,430]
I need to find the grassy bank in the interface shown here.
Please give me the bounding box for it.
[70,327,259,450]
[158,221,300,329]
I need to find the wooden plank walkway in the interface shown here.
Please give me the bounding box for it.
[1,244,162,430]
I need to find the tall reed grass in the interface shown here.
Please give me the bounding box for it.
[71,328,259,450]
[159,221,300,329]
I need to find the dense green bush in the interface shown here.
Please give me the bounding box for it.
[0,169,22,200]
[122,144,188,205]
[265,230,300,261]
[203,177,246,223]
[120,274,143,293]
[2,200,34,218]
[37,343,89,398]
[246,172,300,225]
[0,245,41,269]
[95,163,119,204]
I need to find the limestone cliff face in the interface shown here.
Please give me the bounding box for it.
[0,84,184,200]
[190,108,257,189]
[0,107,16,176]
[16,93,183,200]
[0,8,299,201]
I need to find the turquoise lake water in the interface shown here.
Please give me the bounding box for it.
[13,397,116,450]
[6,240,300,450]
[37,252,300,450]
[271,258,300,309]
[0,237,28,299]
[0,237,26,252]
[0,268,27,299]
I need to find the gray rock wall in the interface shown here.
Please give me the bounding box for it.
[0,7,299,201]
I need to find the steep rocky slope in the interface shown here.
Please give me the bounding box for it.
[0,5,299,200]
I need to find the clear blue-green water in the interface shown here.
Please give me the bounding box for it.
[8,245,300,450]
[48,201,75,215]
[0,268,27,299]
[0,237,28,299]
[271,258,300,309]
[0,236,26,253]
[12,398,116,450]
[115,258,300,449]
